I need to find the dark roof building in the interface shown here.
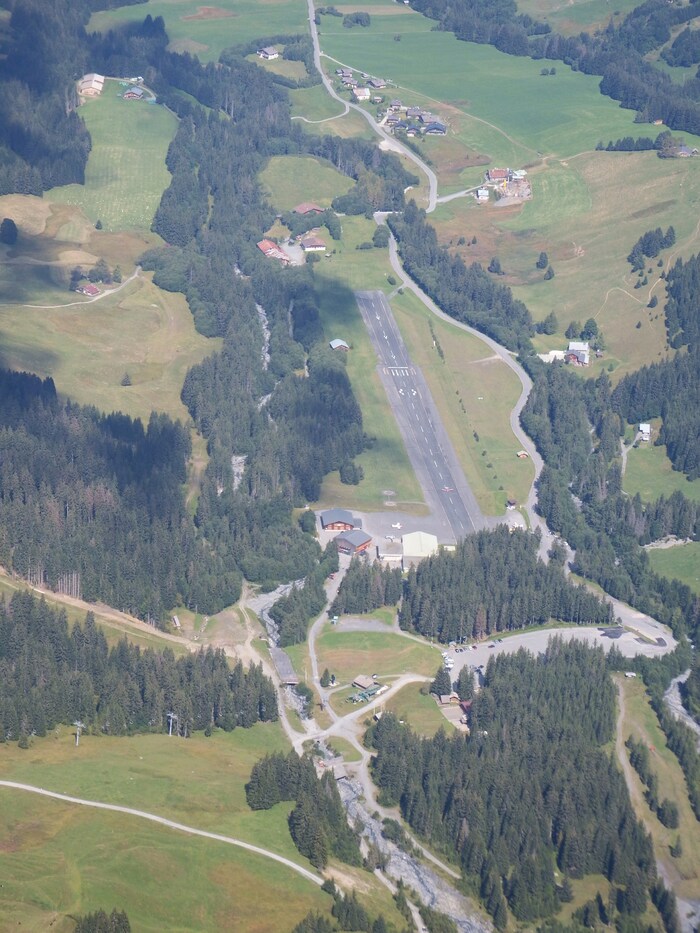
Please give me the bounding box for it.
[293,202,323,215]
[336,529,372,554]
[320,508,356,530]
[424,122,446,135]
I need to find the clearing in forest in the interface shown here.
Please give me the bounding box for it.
[624,440,700,505]
[647,543,700,594]
[49,90,177,232]
[259,155,354,211]
[88,0,308,63]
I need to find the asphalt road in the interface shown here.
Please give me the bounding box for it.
[355,289,486,543]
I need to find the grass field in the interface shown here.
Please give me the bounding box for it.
[314,624,440,686]
[49,90,177,232]
[432,150,700,379]
[624,440,700,504]
[0,790,329,933]
[384,683,453,737]
[312,220,427,513]
[89,0,309,63]
[259,155,354,210]
[391,288,533,513]
[319,17,658,166]
[515,0,641,36]
[647,543,700,595]
[617,676,700,904]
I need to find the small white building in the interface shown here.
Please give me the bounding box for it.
[639,423,651,441]
[353,87,371,101]
[257,46,279,60]
[475,188,490,202]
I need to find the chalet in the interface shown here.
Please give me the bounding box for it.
[676,145,698,157]
[257,46,279,60]
[389,99,402,110]
[486,167,510,183]
[256,239,291,265]
[393,120,409,132]
[329,338,350,351]
[372,95,384,104]
[406,107,421,119]
[301,235,326,252]
[123,86,144,100]
[368,77,387,89]
[386,114,400,125]
[343,77,358,87]
[335,529,372,555]
[475,187,490,202]
[566,340,590,366]
[293,202,323,215]
[639,422,651,441]
[406,127,418,137]
[418,112,437,124]
[78,73,105,97]
[77,283,100,297]
[353,87,371,101]
[423,122,446,135]
[319,508,356,530]
[336,67,353,77]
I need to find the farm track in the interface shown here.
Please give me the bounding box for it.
[0,780,324,887]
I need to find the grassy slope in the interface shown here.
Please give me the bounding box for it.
[515,0,641,36]
[259,154,354,209]
[624,441,700,504]
[89,0,308,63]
[0,789,329,933]
[49,90,177,232]
[647,543,700,595]
[617,676,700,904]
[384,683,454,737]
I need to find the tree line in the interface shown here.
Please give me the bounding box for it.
[369,640,661,928]
[398,526,612,643]
[388,202,534,352]
[0,590,277,744]
[246,751,361,869]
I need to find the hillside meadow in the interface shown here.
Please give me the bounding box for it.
[49,89,177,232]
[89,0,308,62]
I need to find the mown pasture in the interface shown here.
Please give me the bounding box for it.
[49,90,177,232]
[515,0,641,36]
[89,0,308,62]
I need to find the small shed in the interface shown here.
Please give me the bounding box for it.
[639,423,651,441]
[329,338,350,351]
[293,202,323,215]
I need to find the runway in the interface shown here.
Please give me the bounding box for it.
[355,290,486,543]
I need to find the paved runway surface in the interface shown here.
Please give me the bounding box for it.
[355,290,486,543]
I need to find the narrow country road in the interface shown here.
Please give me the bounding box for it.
[305,0,437,211]
[0,780,323,887]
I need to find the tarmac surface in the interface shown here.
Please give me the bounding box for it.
[355,289,487,543]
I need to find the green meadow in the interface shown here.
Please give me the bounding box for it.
[647,543,700,595]
[384,683,454,737]
[315,625,440,685]
[319,15,654,168]
[49,90,177,232]
[259,154,354,210]
[391,288,533,514]
[431,150,700,379]
[515,0,641,36]
[624,441,700,504]
[89,0,309,62]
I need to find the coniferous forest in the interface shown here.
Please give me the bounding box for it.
[370,641,658,928]
[0,591,277,743]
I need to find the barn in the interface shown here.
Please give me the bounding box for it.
[335,529,372,555]
[320,508,356,531]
